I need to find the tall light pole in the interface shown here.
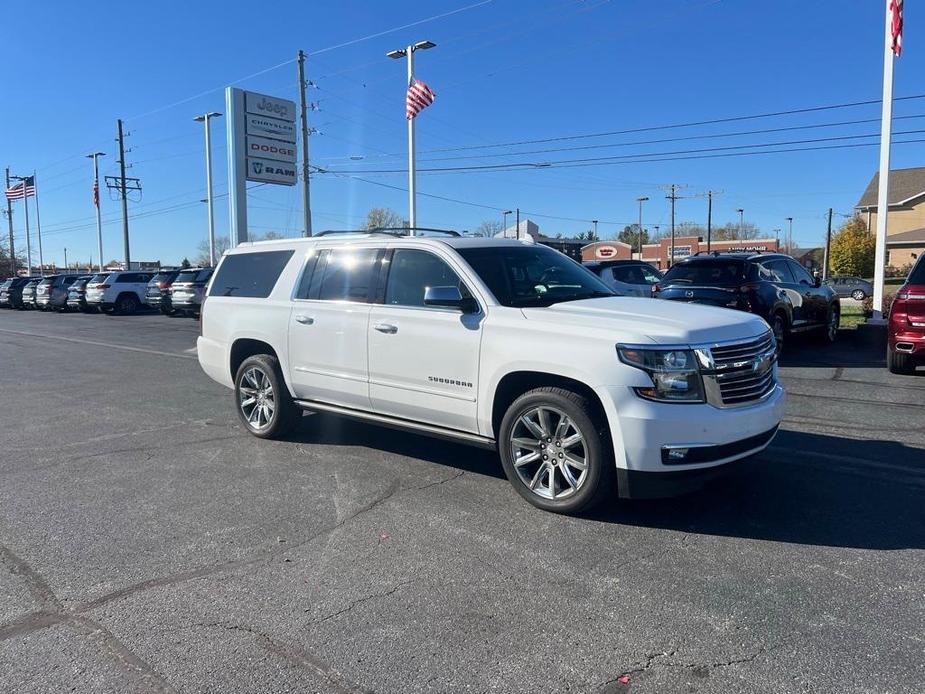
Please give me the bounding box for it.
[737,208,745,238]
[592,219,599,238]
[636,197,649,256]
[387,40,436,235]
[785,217,794,254]
[86,152,105,272]
[194,112,222,266]
[502,209,512,233]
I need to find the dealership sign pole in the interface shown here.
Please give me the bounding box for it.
[226,88,298,246]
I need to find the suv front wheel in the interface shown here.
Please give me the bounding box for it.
[234,355,298,439]
[498,387,614,514]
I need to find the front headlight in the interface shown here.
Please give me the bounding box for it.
[616,346,705,403]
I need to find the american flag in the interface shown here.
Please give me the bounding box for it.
[890,0,903,56]
[406,79,436,120]
[93,178,99,208]
[5,176,35,201]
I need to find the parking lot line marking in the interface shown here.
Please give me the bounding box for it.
[0,327,197,361]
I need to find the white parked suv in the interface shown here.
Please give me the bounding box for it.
[85,271,155,314]
[197,232,785,514]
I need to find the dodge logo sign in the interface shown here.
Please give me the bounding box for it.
[247,135,297,163]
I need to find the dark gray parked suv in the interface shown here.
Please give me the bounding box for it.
[35,274,82,311]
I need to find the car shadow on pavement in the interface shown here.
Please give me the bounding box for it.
[778,328,886,369]
[590,428,925,551]
[288,414,924,551]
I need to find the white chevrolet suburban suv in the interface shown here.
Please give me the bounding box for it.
[197,232,785,514]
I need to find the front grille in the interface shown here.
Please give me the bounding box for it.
[701,332,777,408]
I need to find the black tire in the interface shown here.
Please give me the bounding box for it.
[234,354,299,439]
[888,348,916,375]
[851,289,866,301]
[818,304,839,343]
[114,294,139,315]
[498,386,615,514]
[771,313,787,356]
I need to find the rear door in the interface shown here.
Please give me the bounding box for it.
[287,246,380,409]
[367,247,483,432]
[786,259,827,326]
[761,259,811,327]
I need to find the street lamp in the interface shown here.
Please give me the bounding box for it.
[737,208,745,237]
[387,39,436,234]
[592,219,599,238]
[785,217,794,254]
[194,112,222,266]
[636,197,649,256]
[502,209,513,234]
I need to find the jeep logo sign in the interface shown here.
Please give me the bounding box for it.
[244,92,296,123]
[247,135,296,163]
[246,156,297,186]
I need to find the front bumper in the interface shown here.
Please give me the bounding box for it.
[597,383,786,499]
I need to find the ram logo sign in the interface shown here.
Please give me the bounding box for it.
[248,157,297,186]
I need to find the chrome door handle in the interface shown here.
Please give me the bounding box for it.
[374,323,398,334]
[295,315,314,325]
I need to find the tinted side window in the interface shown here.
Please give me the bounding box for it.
[209,250,294,298]
[908,256,925,284]
[316,248,379,302]
[787,260,815,286]
[385,249,466,308]
[294,253,321,299]
[763,260,795,284]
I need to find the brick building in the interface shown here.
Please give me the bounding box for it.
[856,166,925,268]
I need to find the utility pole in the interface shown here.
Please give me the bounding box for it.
[635,198,648,257]
[664,185,683,267]
[516,207,520,239]
[822,208,833,280]
[4,168,14,277]
[297,50,313,237]
[785,217,794,255]
[117,119,130,268]
[706,191,714,252]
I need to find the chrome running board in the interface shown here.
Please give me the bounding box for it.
[294,399,497,450]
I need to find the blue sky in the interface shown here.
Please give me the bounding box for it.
[1,0,922,266]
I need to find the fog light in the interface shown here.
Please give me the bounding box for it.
[667,448,689,461]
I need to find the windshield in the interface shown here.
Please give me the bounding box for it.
[87,273,109,284]
[661,260,747,286]
[175,269,211,283]
[457,245,614,307]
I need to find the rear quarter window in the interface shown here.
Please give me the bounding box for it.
[208,250,295,298]
[908,257,925,284]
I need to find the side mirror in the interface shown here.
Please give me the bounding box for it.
[424,286,479,313]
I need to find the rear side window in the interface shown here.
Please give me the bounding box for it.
[907,257,925,284]
[209,250,294,298]
[316,248,379,302]
[762,259,795,284]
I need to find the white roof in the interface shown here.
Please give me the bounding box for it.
[226,234,531,255]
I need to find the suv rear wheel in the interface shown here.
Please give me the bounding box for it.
[819,304,839,343]
[234,355,298,439]
[114,293,139,315]
[498,387,614,514]
[888,348,916,375]
[771,313,787,355]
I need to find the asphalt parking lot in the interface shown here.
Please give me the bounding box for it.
[1,309,923,694]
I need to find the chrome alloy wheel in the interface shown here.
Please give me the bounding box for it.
[239,366,276,430]
[510,406,588,500]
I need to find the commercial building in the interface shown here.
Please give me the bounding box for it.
[856,166,925,268]
[495,220,585,260]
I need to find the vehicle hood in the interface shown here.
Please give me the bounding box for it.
[520,297,769,345]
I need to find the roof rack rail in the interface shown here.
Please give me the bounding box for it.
[315,227,461,238]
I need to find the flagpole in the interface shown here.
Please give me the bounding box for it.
[406,44,416,234]
[23,182,32,277]
[89,152,105,272]
[872,0,896,322]
[33,172,44,277]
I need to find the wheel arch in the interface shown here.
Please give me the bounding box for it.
[230,338,281,384]
[490,370,609,441]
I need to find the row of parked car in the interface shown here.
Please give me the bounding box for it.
[0,267,214,315]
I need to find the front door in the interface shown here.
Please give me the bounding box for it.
[287,247,381,410]
[367,248,483,433]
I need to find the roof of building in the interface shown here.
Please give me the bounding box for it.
[885,227,925,245]
[496,219,584,245]
[856,166,925,208]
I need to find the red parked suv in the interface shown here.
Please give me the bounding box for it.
[888,256,925,374]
